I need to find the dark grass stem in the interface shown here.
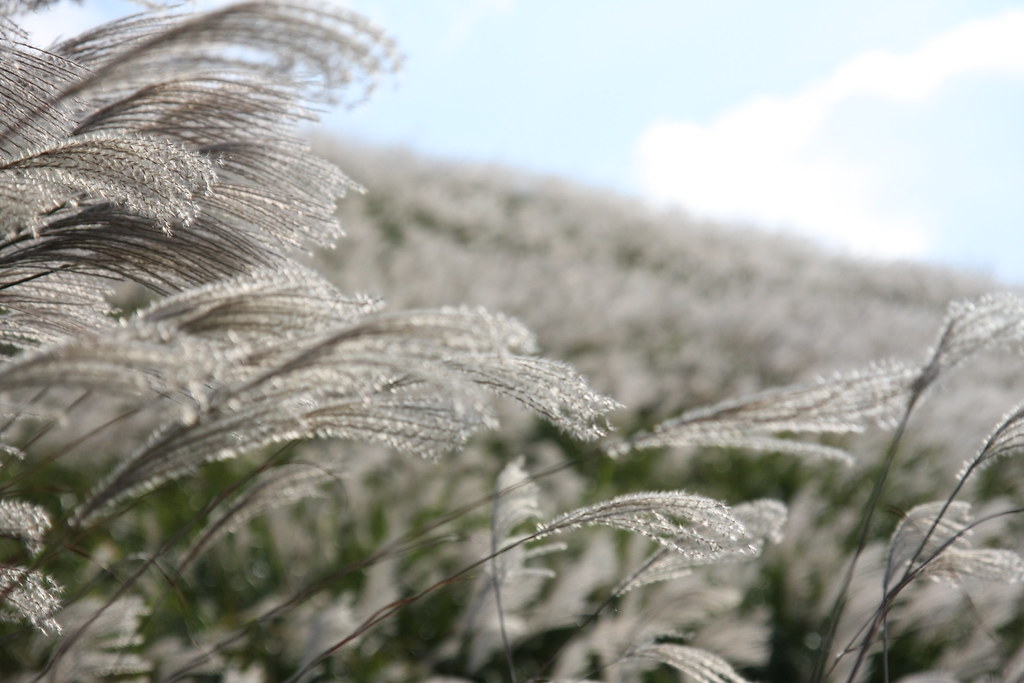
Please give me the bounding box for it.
[813,388,922,683]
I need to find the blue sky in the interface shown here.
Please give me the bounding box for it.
[23,1,1024,283]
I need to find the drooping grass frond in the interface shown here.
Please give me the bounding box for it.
[0,270,114,349]
[887,502,973,584]
[444,354,620,442]
[41,596,150,681]
[0,565,61,634]
[614,547,696,595]
[493,456,542,543]
[610,361,916,461]
[537,491,755,558]
[958,401,1024,479]
[887,501,1024,586]
[225,305,618,441]
[0,40,83,157]
[139,264,383,343]
[920,293,1024,388]
[196,179,345,254]
[10,205,272,296]
[1,156,350,298]
[72,382,486,524]
[0,497,50,554]
[53,1,400,106]
[205,141,361,241]
[615,499,786,595]
[928,547,1024,584]
[464,457,562,671]
[74,78,308,145]
[56,287,616,523]
[0,266,367,409]
[1,133,215,236]
[625,641,749,683]
[731,498,788,545]
[672,434,855,466]
[0,317,232,408]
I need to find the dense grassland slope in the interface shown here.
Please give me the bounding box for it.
[319,138,1015,450]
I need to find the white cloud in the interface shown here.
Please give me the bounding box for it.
[634,9,1024,260]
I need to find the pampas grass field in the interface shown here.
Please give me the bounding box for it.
[2,2,1023,680]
